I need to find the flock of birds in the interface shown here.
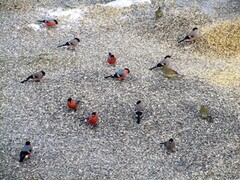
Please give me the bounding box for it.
[19,18,200,163]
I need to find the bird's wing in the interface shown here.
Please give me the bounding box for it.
[135,104,143,112]
[33,71,44,79]
[160,58,169,66]
[187,30,196,38]
[45,18,54,23]
[116,69,125,77]
[69,39,78,46]
[32,72,39,79]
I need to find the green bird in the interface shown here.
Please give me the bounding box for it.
[199,105,213,122]
[161,65,180,78]
[155,7,163,20]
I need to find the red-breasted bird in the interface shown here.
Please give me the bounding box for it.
[67,98,80,111]
[21,70,45,83]
[57,38,80,50]
[178,27,198,43]
[160,138,175,153]
[134,100,144,124]
[19,141,33,162]
[104,68,130,80]
[81,112,99,126]
[38,19,58,27]
[149,55,171,70]
[107,52,117,66]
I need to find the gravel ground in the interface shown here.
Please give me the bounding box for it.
[0,1,239,179]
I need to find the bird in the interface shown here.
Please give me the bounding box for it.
[19,141,32,162]
[134,100,144,124]
[81,112,99,126]
[21,70,45,83]
[104,68,130,80]
[149,55,171,70]
[38,19,58,27]
[67,98,80,111]
[155,7,163,20]
[107,52,117,66]
[178,27,198,43]
[161,65,180,78]
[160,138,175,153]
[57,38,80,50]
[199,105,213,122]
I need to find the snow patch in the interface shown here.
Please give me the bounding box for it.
[28,23,41,31]
[102,0,151,8]
[37,7,87,21]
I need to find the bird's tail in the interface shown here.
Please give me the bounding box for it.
[80,118,86,122]
[79,118,87,126]
[137,115,141,124]
[135,111,142,124]
[104,75,113,79]
[20,75,32,83]
[37,20,45,23]
[178,39,185,43]
[160,142,165,144]
[149,66,158,70]
[57,43,68,47]
[19,152,27,162]
[19,155,25,162]
[21,79,28,83]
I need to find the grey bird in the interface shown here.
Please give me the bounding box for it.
[160,138,175,153]
[178,27,198,43]
[134,100,144,124]
[149,55,171,70]
[21,70,45,83]
[104,68,130,80]
[58,38,80,50]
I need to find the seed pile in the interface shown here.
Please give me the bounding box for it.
[0,1,239,179]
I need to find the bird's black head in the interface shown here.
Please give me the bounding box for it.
[41,71,46,76]
[92,112,97,116]
[193,27,198,31]
[54,19,58,24]
[124,68,130,73]
[109,52,114,57]
[136,100,141,104]
[26,141,31,145]
[75,38,80,42]
[165,55,171,59]
[169,138,174,142]
[67,98,72,102]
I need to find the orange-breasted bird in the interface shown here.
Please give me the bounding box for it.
[81,112,99,126]
[21,70,45,83]
[149,55,171,70]
[38,19,58,27]
[107,52,117,66]
[58,38,80,50]
[178,27,198,43]
[104,68,130,80]
[67,98,80,111]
